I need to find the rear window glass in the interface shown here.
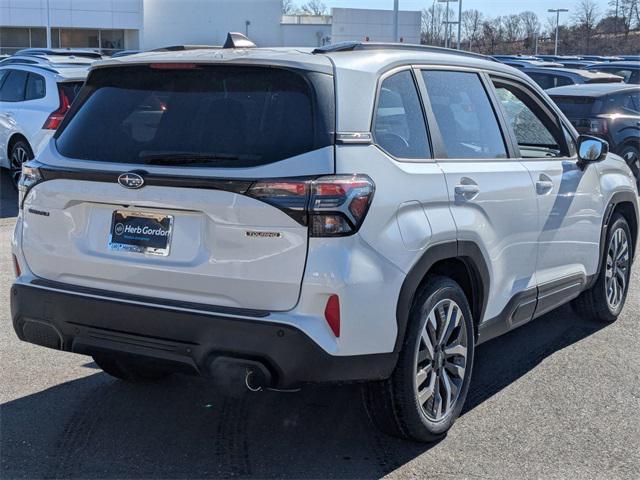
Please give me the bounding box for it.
[59,81,84,104]
[550,96,600,117]
[56,65,334,167]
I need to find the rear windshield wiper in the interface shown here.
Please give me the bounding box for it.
[139,152,259,166]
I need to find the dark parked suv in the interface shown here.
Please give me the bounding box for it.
[523,67,623,90]
[549,83,640,186]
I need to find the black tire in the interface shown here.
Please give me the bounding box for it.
[92,353,170,382]
[620,144,639,190]
[572,214,633,323]
[9,139,33,189]
[363,275,475,443]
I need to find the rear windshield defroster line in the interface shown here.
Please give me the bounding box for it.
[55,65,335,168]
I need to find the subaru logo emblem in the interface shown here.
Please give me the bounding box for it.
[118,172,144,189]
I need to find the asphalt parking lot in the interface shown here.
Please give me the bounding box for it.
[1,168,639,480]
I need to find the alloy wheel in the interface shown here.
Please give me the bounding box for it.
[10,145,29,187]
[605,227,630,312]
[414,298,468,422]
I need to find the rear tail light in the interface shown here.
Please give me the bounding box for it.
[18,164,43,208]
[42,84,71,130]
[247,175,375,237]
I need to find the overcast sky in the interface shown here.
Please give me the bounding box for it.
[323,0,611,24]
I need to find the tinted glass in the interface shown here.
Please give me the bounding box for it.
[59,81,83,104]
[556,75,573,87]
[495,85,561,158]
[528,72,554,90]
[373,70,430,159]
[56,66,334,167]
[0,70,9,87]
[25,73,46,100]
[421,70,507,159]
[0,69,28,102]
[550,96,600,117]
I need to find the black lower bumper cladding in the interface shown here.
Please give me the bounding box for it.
[10,282,396,388]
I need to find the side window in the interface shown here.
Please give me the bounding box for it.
[493,80,566,158]
[0,70,28,102]
[555,75,573,87]
[0,70,9,88]
[25,73,46,101]
[373,70,430,159]
[528,72,553,90]
[421,70,507,159]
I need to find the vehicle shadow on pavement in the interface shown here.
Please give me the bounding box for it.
[0,311,606,479]
[0,169,19,219]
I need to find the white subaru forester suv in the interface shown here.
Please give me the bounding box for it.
[11,41,638,442]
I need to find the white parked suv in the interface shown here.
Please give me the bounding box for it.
[10,42,638,442]
[0,62,87,187]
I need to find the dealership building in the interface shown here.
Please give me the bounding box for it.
[0,0,422,54]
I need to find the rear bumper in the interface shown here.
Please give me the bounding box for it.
[10,282,397,388]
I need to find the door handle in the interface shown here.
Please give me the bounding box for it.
[536,179,554,195]
[455,184,480,199]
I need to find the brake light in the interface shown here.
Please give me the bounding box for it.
[324,295,341,337]
[246,175,375,237]
[42,84,71,130]
[149,63,198,69]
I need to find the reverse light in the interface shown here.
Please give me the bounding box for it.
[324,294,341,337]
[42,84,71,130]
[18,164,43,208]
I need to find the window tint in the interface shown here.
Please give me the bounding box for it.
[56,66,334,167]
[550,95,600,117]
[528,72,554,90]
[25,73,46,100]
[373,70,430,159]
[0,69,28,102]
[421,70,507,159]
[555,75,573,87]
[0,70,9,88]
[59,82,83,104]
[494,83,563,158]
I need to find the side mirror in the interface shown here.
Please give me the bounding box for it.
[577,135,609,163]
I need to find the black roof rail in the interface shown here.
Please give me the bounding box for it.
[0,61,58,74]
[312,41,497,62]
[15,48,103,59]
[151,45,221,52]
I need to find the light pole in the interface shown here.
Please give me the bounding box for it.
[548,8,568,56]
[46,0,51,48]
[438,0,460,49]
[393,0,399,42]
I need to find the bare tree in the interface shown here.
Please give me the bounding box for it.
[519,11,540,52]
[301,0,327,16]
[421,4,450,46]
[481,16,504,54]
[461,9,483,51]
[282,0,297,15]
[574,0,600,51]
[503,14,523,44]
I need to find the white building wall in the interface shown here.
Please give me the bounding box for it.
[331,7,421,44]
[280,24,331,48]
[0,0,143,30]
[141,0,283,49]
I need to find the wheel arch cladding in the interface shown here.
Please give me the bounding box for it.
[394,241,490,352]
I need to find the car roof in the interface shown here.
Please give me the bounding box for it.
[587,61,639,69]
[93,43,519,77]
[547,83,640,97]
[0,62,88,81]
[523,67,623,79]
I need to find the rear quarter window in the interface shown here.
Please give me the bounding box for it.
[55,65,334,168]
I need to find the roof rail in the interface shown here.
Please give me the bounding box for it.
[15,48,103,59]
[312,41,497,62]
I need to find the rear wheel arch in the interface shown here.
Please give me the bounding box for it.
[7,133,32,157]
[395,241,490,352]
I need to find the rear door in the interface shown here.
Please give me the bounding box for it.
[21,63,335,311]
[418,68,539,325]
